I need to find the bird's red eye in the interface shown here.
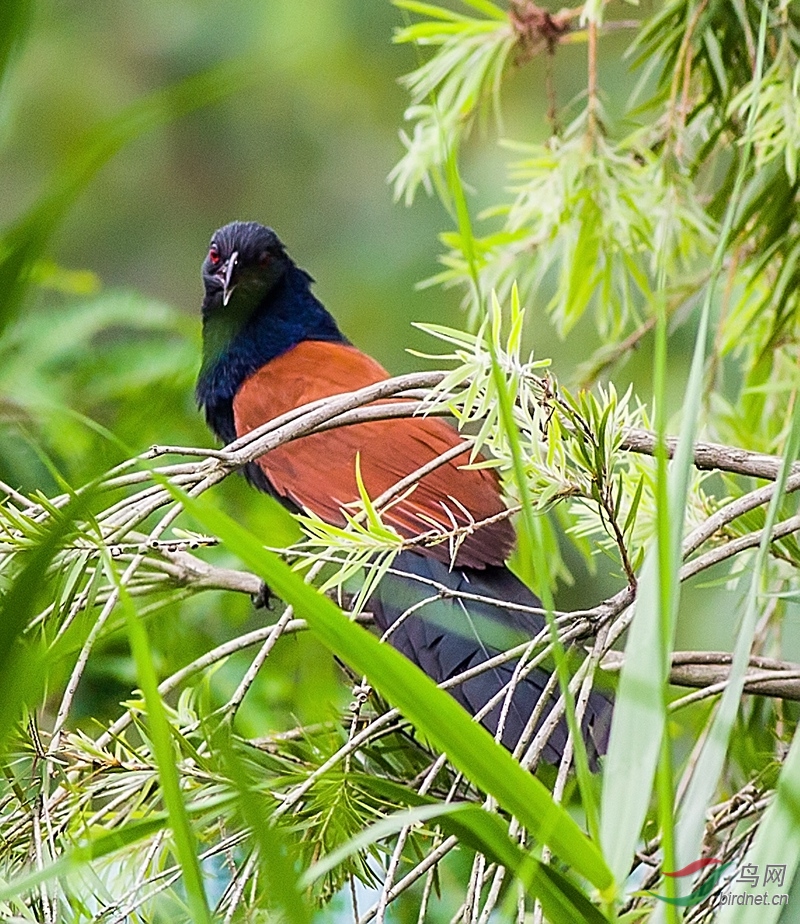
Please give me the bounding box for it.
[208,247,221,266]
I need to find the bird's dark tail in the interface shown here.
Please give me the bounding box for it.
[368,550,612,768]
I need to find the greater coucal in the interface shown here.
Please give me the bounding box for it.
[196,221,611,765]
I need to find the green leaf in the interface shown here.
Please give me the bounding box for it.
[454,0,507,20]
[0,0,32,88]
[393,1,472,23]
[601,2,772,891]
[717,727,800,924]
[667,392,800,916]
[110,566,212,924]
[0,816,167,902]
[0,491,93,746]
[218,732,312,924]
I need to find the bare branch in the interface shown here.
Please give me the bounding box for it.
[620,427,791,481]
[602,650,800,702]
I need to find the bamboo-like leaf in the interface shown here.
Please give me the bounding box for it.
[108,563,212,924]
[717,726,800,924]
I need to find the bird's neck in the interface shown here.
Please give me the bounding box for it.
[196,262,345,443]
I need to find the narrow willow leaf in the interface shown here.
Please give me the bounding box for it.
[393,1,472,24]
[454,0,507,20]
[109,565,212,924]
[717,728,800,924]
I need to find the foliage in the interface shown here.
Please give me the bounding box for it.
[1,1,800,923]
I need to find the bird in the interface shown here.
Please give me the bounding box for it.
[195,220,611,766]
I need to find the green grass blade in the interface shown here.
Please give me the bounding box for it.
[600,254,711,888]
[0,492,92,746]
[601,2,771,891]
[444,137,602,852]
[646,10,773,915]
[600,247,719,890]
[109,565,212,924]
[667,390,800,917]
[488,289,602,850]
[166,483,615,899]
[217,731,311,924]
[717,727,800,924]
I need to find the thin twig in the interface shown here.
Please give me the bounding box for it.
[682,472,800,558]
[601,650,800,703]
[586,17,599,142]
[680,513,800,582]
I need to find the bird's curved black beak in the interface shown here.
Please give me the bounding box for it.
[220,251,239,306]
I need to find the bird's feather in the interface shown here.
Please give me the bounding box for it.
[370,551,612,767]
[197,221,612,768]
[232,340,514,569]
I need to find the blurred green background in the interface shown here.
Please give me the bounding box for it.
[4,2,454,378]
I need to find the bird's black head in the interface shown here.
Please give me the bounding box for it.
[202,221,290,316]
[196,220,345,439]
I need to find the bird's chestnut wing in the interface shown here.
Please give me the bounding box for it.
[232,340,514,568]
